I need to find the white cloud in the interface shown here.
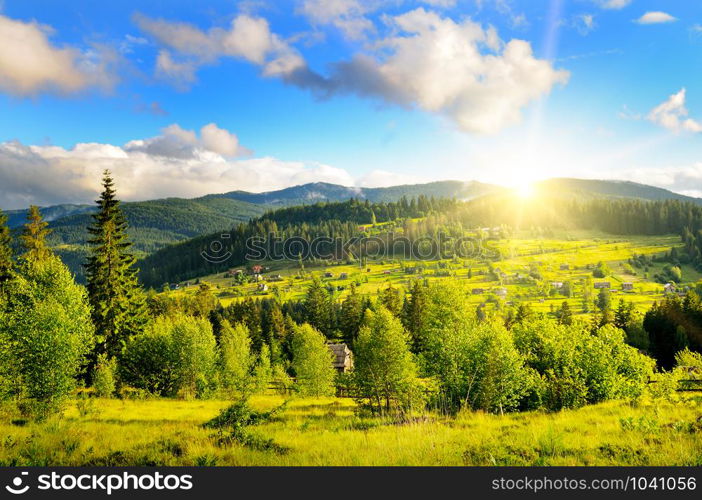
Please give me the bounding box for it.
[606,163,702,198]
[124,123,251,158]
[0,130,354,209]
[574,14,596,35]
[647,88,702,133]
[635,12,676,25]
[324,9,569,134]
[136,8,566,135]
[297,0,375,40]
[135,13,305,87]
[0,14,117,96]
[155,50,198,87]
[596,0,631,9]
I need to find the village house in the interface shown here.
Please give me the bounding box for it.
[594,282,611,289]
[250,265,263,275]
[560,264,570,271]
[622,283,634,291]
[328,343,353,373]
[494,287,508,298]
[257,283,268,292]
[551,282,564,289]
[339,272,349,279]
[664,283,676,294]
[324,272,334,278]
[471,288,485,295]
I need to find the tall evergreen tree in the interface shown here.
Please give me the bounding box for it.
[20,206,51,262]
[0,209,12,284]
[85,171,148,360]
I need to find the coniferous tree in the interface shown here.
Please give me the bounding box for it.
[0,209,12,284]
[20,206,51,262]
[85,171,148,360]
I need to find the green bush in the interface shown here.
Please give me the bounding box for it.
[93,354,117,398]
[120,314,217,398]
[0,256,94,419]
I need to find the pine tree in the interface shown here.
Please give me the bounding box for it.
[303,275,332,336]
[0,209,12,284]
[20,205,51,262]
[85,171,148,360]
[339,283,364,344]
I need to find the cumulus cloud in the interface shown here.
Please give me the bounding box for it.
[315,9,569,134]
[124,123,251,159]
[0,130,354,209]
[135,13,305,86]
[647,88,702,133]
[0,14,118,96]
[635,12,676,25]
[137,8,565,134]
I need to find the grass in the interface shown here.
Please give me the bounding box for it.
[0,395,700,466]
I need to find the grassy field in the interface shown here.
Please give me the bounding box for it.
[1,395,700,466]
[169,231,690,317]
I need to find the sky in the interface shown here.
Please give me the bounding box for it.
[0,0,701,209]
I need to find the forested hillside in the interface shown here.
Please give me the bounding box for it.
[138,194,702,288]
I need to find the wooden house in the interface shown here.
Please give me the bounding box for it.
[328,343,354,373]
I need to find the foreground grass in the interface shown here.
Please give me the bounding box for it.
[0,396,700,466]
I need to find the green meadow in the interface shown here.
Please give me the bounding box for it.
[1,394,700,466]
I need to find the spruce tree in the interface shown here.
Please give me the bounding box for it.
[20,205,51,262]
[0,209,12,283]
[85,171,147,360]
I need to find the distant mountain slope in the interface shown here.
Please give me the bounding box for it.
[5,203,94,228]
[205,180,504,206]
[537,179,702,204]
[46,197,266,255]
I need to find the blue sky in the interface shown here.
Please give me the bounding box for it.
[0,0,701,208]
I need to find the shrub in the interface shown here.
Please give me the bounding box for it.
[93,354,117,398]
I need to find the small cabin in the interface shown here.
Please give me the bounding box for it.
[339,272,349,279]
[251,265,263,275]
[551,282,564,289]
[472,288,485,295]
[257,283,268,292]
[664,283,676,294]
[328,343,353,373]
[324,272,334,278]
[622,283,634,291]
[494,287,508,298]
[594,282,611,289]
[560,264,570,271]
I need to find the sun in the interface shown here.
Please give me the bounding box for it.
[515,182,536,199]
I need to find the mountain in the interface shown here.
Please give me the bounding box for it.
[6,197,267,283]
[5,203,94,228]
[536,178,702,204]
[204,180,504,206]
[5,177,702,283]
